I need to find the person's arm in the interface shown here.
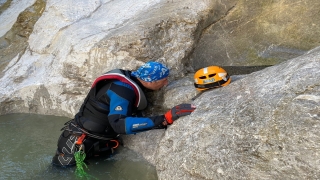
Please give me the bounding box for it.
[107,81,166,134]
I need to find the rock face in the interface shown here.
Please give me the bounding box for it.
[0,0,236,117]
[0,0,43,74]
[156,49,320,179]
[1,0,320,179]
[191,0,320,69]
[1,0,319,117]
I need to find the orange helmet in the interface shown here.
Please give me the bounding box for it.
[194,66,231,91]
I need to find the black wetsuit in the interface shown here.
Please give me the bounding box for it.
[52,69,166,167]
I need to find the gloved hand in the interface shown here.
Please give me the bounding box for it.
[164,104,196,124]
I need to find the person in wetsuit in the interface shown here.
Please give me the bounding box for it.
[52,61,196,167]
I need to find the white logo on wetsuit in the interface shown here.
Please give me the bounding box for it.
[132,123,147,129]
[115,106,122,111]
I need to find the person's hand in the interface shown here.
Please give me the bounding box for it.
[164,104,196,124]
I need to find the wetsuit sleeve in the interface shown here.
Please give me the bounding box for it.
[107,81,165,134]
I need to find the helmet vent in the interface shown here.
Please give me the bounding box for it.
[199,76,206,79]
[208,73,216,78]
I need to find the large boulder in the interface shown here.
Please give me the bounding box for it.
[156,48,320,179]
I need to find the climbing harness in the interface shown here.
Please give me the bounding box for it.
[62,119,119,141]
[58,119,120,178]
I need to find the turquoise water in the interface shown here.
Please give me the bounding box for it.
[0,113,157,180]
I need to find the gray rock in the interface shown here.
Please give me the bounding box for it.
[156,49,320,179]
[0,0,228,116]
[191,0,320,69]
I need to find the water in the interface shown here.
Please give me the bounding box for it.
[0,113,157,180]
